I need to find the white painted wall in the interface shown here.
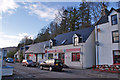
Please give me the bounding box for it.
[83,30,95,68]
[46,30,95,69]
[96,10,120,65]
[37,54,45,63]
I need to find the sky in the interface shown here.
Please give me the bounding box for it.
[0,0,119,48]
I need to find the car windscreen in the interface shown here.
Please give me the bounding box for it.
[8,58,13,60]
[55,59,62,63]
[27,60,33,62]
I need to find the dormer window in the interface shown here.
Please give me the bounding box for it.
[73,34,79,46]
[49,40,53,48]
[111,14,117,25]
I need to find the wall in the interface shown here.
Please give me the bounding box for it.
[47,44,83,69]
[46,30,95,69]
[83,30,95,68]
[37,54,45,63]
[96,10,120,65]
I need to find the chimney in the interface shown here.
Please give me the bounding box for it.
[101,3,107,16]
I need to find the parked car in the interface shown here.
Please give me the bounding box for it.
[22,59,36,67]
[39,59,63,71]
[5,58,14,63]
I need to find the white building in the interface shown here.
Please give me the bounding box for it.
[95,8,120,65]
[46,27,95,69]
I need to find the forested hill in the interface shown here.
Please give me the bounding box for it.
[18,2,109,48]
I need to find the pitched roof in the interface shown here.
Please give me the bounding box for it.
[96,8,120,25]
[108,8,120,14]
[53,26,95,46]
[96,9,109,25]
[25,41,49,54]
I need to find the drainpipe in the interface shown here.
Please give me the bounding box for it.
[80,36,83,69]
[96,25,99,65]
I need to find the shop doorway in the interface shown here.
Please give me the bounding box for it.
[48,54,53,59]
[58,53,65,63]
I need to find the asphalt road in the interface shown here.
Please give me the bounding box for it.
[2,63,120,79]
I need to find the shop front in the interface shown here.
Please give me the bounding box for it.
[46,47,82,68]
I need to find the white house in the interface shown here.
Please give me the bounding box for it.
[46,27,95,69]
[95,8,120,65]
[25,41,49,63]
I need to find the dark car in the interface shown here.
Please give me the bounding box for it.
[5,58,14,63]
[22,59,36,67]
[40,59,63,71]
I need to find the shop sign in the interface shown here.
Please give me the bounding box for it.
[29,54,33,56]
[56,49,63,53]
[47,50,56,53]
[66,48,80,52]
[47,48,80,53]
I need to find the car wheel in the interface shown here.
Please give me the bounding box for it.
[49,67,52,71]
[59,69,62,72]
[40,66,43,70]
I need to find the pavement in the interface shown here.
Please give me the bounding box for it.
[2,63,120,80]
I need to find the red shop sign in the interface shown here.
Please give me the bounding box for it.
[66,48,80,52]
[29,54,33,56]
[47,50,56,53]
[56,49,63,53]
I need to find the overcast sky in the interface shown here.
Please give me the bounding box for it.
[0,0,119,48]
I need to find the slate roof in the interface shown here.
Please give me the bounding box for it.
[25,41,49,54]
[96,9,109,25]
[96,8,120,25]
[53,26,95,46]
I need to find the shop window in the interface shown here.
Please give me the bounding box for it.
[72,53,80,61]
[73,34,79,46]
[111,14,117,25]
[48,54,53,59]
[112,30,119,43]
[58,53,64,63]
[113,50,120,64]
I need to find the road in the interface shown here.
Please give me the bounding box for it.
[2,63,120,79]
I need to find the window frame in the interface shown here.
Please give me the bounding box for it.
[73,34,79,46]
[111,14,118,25]
[71,53,80,62]
[113,50,120,64]
[48,54,53,59]
[112,30,119,43]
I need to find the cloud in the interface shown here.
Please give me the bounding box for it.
[24,2,58,21]
[0,0,19,20]
[0,0,19,13]
[0,32,33,48]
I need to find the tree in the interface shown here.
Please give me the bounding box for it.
[18,36,33,48]
[78,2,91,29]
[7,49,17,58]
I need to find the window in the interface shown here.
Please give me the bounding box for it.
[48,54,53,59]
[113,50,120,64]
[111,14,117,25]
[72,53,80,61]
[73,34,79,46]
[112,30,119,43]
[49,40,53,48]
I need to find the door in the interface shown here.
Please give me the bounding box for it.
[58,53,65,63]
